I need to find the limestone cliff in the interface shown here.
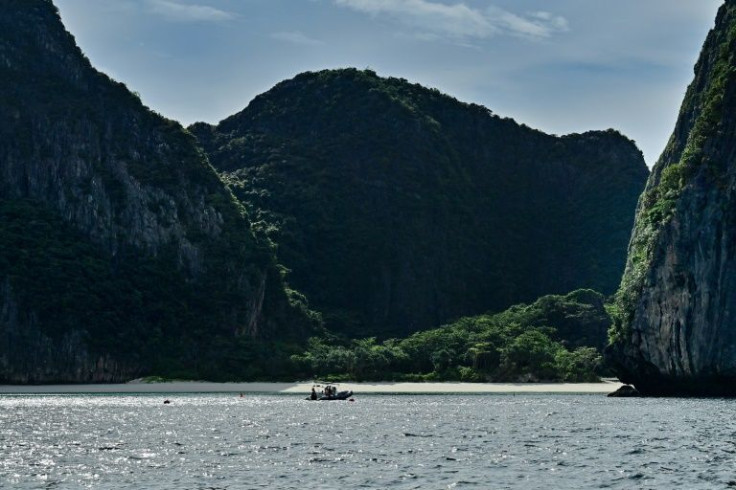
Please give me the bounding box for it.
[607,0,736,395]
[193,69,648,337]
[0,0,313,382]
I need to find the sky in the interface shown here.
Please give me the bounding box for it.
[54,0,723,167]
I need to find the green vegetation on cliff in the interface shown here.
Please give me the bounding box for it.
[609,1,736,346]
[606,1,736,396]
[0,0,317,382]
[291,290,609,382]
[0,199,315,381]
[194,68,648,339]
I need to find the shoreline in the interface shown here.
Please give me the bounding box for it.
[0,380,623,394]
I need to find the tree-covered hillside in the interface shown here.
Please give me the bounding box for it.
[193,68,649,338]
[291,289,611,382]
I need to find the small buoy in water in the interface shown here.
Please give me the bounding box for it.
[349,398,355,402]
[163,399,171,404]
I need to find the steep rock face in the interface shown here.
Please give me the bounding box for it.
[0,1,312,382]
[193,69,649,337]
[607,1,736,396]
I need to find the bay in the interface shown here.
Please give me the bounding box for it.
[1,393,734,489]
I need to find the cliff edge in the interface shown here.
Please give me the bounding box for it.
[0,0,314,383]
[607,0,736,396]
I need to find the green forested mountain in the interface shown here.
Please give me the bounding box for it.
[607,0,736,396]
[193,69,649,338]
[0,0,316,383]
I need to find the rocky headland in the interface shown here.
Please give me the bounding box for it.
[606,0,736,396]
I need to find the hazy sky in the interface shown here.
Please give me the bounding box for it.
[54,0,723,167]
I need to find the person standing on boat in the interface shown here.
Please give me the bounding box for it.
[310,387,318,400]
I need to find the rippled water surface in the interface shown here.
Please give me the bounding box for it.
[2,393,736,489]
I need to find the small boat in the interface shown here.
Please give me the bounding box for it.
[306,383,353,401]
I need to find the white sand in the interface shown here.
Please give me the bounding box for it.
[0,380,623,394]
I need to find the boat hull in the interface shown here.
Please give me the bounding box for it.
[306,390,353,401]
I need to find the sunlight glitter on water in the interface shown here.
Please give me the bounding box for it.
[1,394,736,489]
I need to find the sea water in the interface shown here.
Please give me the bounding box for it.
[0,393,734,489]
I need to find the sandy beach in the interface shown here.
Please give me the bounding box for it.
[0,380,623,394]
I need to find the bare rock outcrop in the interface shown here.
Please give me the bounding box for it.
[606,0,736,396]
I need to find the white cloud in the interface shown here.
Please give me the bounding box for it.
[530,11,569,32]
[488,8,570,38]
[146,0,235,22]
[271,31,324,46]
[333,0,568,40]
